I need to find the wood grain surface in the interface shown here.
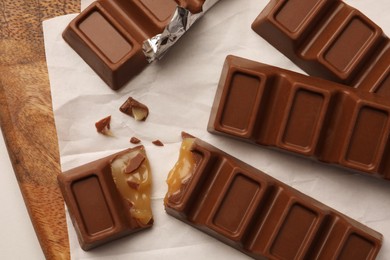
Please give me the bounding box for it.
[0,1,80,259]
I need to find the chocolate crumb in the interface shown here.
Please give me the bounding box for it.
[152,140,164,146]
[95,116,112,136]
[130,137,141,144]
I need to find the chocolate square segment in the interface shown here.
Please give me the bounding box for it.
[270,203,319,259]
[280,87,328,153]
[71,175,114,235]
[343,105,389,169]
[274,0,324,34]
[220,72,263,135]
[213,174,260,234]
[78,11,133,63]
[323,16,378,74]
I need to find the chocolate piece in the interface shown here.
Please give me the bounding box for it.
[125,152,146,174]
[251,0,390,95]
[63,0,214,89]
[165,136,382,259]
[208,55,390,180]
[95,115,112,135]
[120,97,149,121]
[130,136,141,144]
[63,0,177,89]
[57,146,153,250]
[152,139,164,146]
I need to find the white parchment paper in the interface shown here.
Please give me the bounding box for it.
[43,0,390,259]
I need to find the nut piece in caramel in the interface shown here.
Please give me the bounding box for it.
[111,147,153,225]
[120,97,149,121]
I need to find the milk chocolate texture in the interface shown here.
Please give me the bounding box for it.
[57,146,152,250]
[63,0,206,90]
[208,55,390,181]
[176,0,206,13]
[252,0,389,96]
[165,136,382,259]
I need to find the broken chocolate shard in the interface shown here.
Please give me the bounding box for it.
[57,146,153,250]
[165,135,383,259]
[130,136,141,144]
[120,97,149,121]
[251,0,390,95]
[208,55,390,181]
[95,115,112,135]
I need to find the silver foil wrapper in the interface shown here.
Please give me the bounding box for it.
[143,0,221,62]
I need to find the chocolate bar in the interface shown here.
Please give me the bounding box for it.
[164,135,382,259]
[208,55,390,180]
[251,0,390,95]
[63,0,217,90]
[63,0,177,89]
[57,146,153,250]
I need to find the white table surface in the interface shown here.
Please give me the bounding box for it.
[0,129,45,259]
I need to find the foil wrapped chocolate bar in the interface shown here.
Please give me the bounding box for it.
[208,55,390,180]
[164,135,382,259]
[57,146,153,250]
[251,0,389,95]
[63,0,219,90]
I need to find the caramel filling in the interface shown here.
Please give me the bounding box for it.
[165,137,196,204]
[111,148,152,225]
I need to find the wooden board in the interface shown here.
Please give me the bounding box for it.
[0,1,80,259]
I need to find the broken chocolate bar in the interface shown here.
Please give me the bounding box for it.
[165,135,382,259]
[251,0,390,95]
[208,55,390,180]
[57,146,153,250]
